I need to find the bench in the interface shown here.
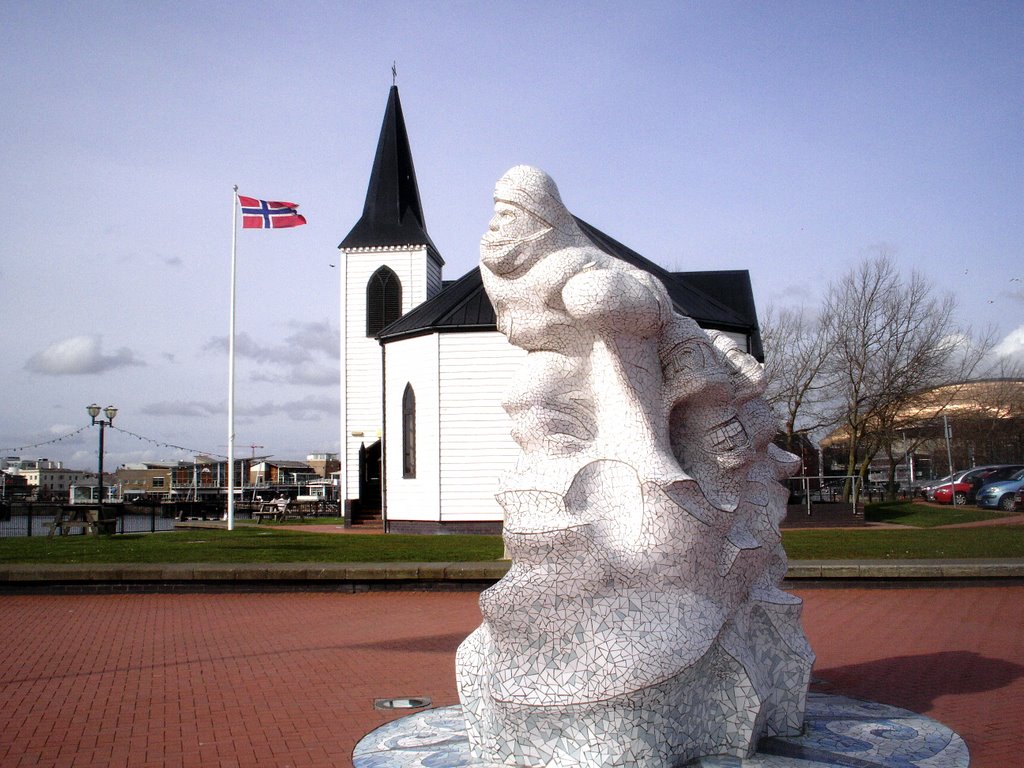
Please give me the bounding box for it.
[252,503,283,524]
[47,518,96,537]
[252,501,309,524]
[47,506,118,537]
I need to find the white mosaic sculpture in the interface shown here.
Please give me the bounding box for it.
[456,166,815,767]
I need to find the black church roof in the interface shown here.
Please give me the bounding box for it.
[377,266,497,340]
[672,269,763,360]
[573,218,754,334]
[378,217,764,360]
[339,86,443,266]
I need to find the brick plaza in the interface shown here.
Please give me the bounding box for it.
[1,585,1021,767]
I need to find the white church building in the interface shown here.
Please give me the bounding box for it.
[338,86,764,533]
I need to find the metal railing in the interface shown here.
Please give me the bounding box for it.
[0,502,200,537]
[785,476,866,517]
[0,499,338,538]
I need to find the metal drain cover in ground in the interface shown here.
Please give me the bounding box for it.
[374,697,432,710]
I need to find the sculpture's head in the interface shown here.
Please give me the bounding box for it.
[658,319,760,511]
[481,165,582,278]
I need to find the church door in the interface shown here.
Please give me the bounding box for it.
[358,440,382,511]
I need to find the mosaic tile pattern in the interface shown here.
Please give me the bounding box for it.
[352,695,969,768]
[455,166,815,766]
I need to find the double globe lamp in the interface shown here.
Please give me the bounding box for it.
[86,404,117,507]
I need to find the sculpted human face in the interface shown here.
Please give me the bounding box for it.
[480,200,552,277]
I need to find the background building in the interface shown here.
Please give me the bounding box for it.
[339,87,766,532]
[6,462,93,501]
[821,378,1024,485]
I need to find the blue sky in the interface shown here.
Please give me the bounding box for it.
[1,1,1021,470]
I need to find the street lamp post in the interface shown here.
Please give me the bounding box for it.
[87,404,118,522]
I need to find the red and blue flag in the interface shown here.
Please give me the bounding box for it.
[238,195,307,229]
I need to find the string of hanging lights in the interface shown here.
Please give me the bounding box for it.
[0,426,90,453]
[107,425,228,459]
[1,426,227,461]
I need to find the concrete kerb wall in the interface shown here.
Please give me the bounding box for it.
[786,560,1024,580]
[0,561,512,593]
[1,560,1023,593]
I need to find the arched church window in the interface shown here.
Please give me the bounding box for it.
[367,266,402,337]
[402,383,416,478]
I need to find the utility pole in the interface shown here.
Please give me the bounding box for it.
[943,415,956,507]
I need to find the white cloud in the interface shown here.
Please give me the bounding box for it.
[769,282,817,305]
[202,332,309,365]
[290,363,339,386]
[141,395,337,423]
[285,321,340,359]
[204,323,340,385]
[238,395,338,422]
[25,335,144,375]
[252,362,339,386]
[994,325,1024,362]
[142,401,223,418]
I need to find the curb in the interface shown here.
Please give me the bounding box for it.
[785,560,1024,580]
[2,560,1023,591]
[0,561,512,591]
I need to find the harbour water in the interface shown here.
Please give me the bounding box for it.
[0,503,240,538]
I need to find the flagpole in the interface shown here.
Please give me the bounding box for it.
[339,246,348,522]
[227,185,238,531]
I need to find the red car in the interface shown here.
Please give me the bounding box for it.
[931,464,1024,505]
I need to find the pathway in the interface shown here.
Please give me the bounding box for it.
[1,586,1021,767]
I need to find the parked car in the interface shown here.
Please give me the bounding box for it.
[928,470,972,504]
[976,469,1024,511]
[931,465,1024,505]
[1014,486,1024,512]
[919,475,953,500]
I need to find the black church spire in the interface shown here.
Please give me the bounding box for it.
[339,86,442,264]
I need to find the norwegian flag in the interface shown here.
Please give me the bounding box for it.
[238,195,307,229]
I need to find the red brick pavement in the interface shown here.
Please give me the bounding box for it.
[800,585,1024,768]
[0,586,1021,768]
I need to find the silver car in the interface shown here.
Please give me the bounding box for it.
[976,469,1024,511]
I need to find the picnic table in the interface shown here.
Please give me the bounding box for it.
[252,500,310,524]
[47,505,117,537]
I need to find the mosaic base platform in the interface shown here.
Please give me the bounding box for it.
[352,693,969,767]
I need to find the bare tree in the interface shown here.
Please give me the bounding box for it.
[760,305,836,453]
[822,253,989,499]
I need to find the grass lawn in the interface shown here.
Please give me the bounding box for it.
[864,501,1006,528]
[1,519,1023,564]
[785,501,1024,558]
[781,527,1024,559]
[0,527,505,565]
